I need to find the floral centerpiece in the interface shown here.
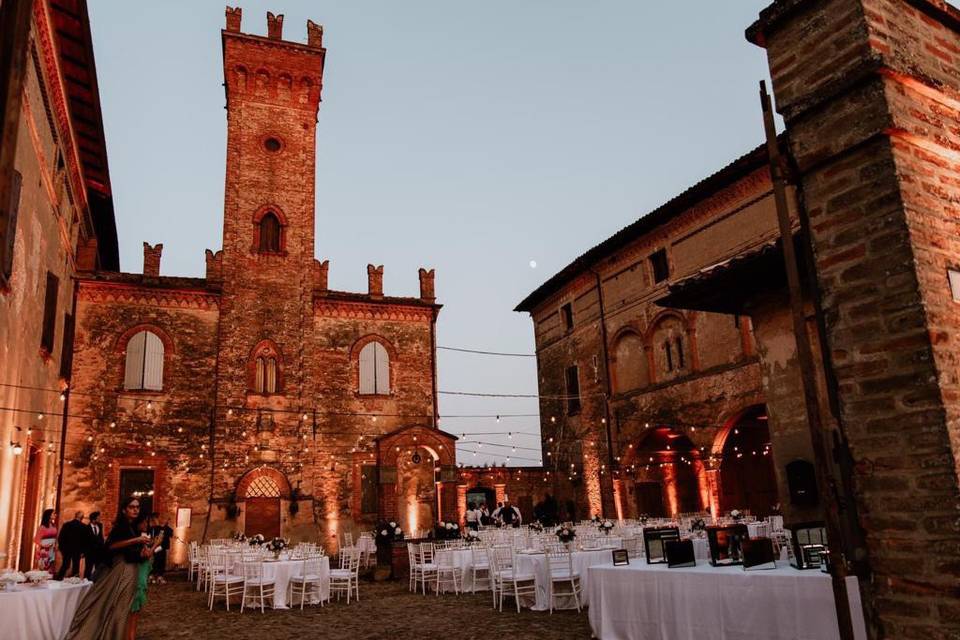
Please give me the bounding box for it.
[231,531,247,543]
[730,509,743,522]
[434,521,460,541]
[529,522,544,533]
[0,571,25,591]
[376,521,404,544]
[464,530,481,544]
[248,533,265,546]
[24,570,49,586]
[639,515,648,527]
[597,519,615,535]
[555,526,576,544]
[268,537,289,557]
[591,515,601,525]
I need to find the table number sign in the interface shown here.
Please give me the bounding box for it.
[611,549,629,566]
[787,521,828,570]
[643,526,680,564]
[742,537,777,571]
[707,524,749,566]
[665,539,696,568]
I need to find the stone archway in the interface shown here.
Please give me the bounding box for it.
[236,467,292,539]
[712,404,777,517]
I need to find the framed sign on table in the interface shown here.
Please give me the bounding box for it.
[665,539,696,568]
[611,549,629,566]
[742,537,777,570]
[176,507,192,529]
[707,524,749,566]
[643,527,680,564]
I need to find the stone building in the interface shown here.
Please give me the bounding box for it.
[519,0,960,637]
[60,8,456,559]
[0,0,118,570]
[515,144,823,526]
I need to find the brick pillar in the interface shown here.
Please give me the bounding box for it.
[418,268,436,303]
[306,20,323,47]
[749,1,960,636]
[266,11,283,39]
[612,478,625,522]
[142,242,162,277]
[457,484,468,525]
[703,459,721,523]
[441,481,458,523]
[493,483,506,505]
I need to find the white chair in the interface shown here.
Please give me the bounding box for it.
[407,543,422,593]
[288,555,325,609]
[489,546,536,613]
[417,543,439,595]
[545,550,582,613]
[329,547,361,603]
[342,531,354,549]
[435,549,460,596]
[187,542,199,582]
[470,546,490,593]
[239,560,276,614]
[207,552,245,611]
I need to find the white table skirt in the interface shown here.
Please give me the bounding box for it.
[257,557,330,609]
[436,549,484,593]
[0,580,92,640]
[587,561,865,640]
[515,548,612,611]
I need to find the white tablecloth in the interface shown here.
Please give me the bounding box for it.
[587,560,865,640]
[356,535,376,555]
[0,581,92,640]
[515,548,613,611]
[436,549,484,593]
[258,557,330,609]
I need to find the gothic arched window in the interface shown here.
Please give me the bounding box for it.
[258,212,282,253]
[250,341,281,394]
[359,341,390,395]
[124,330,165,391]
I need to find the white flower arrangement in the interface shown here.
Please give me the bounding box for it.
[24,570,49,584]
[248,533,265,545]
[380,528,389,537]
[467,530,480,539]
[388,521,397,528]
[394,527,402,535]
[0,571,25,584]
[730,509,742,521]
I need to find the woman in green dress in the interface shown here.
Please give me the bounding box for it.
[126,515,155,640]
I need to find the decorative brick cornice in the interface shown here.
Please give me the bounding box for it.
[78,281,220,310]
[314,299,434,322]
[32,1,88,213]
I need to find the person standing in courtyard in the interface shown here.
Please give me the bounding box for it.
[148,513,173,584]
[34,509,58,573]
[65,496,153,640]
[127,514,156,640]
[86,511,105,580]
[465,502,482,530]
[56,511,87,580]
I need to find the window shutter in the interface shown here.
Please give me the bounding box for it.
[59,313,75,379]
[255,357,265,393]
[359,343,376,394]
[266,357,277,393]
[2,170,22,280]
[142,331,164,390]
[124,331,147,390]
[40,272,59,354]
[374,342,390,394]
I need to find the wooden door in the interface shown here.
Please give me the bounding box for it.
[245,498,280,539]
[634,482,666,517]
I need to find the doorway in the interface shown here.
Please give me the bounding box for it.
[242,473,282,539]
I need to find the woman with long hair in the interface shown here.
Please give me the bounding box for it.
[64,497,153,640]
[33,508,58,573]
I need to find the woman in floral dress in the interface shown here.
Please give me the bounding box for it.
[33,509,57,573]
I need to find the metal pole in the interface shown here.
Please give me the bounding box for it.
[759,80,855,640]
[589,268,616,518]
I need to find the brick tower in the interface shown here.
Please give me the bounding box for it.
[214,8,326,499]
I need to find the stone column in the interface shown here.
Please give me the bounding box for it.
[749,1,960,636]
[494,483,506,505]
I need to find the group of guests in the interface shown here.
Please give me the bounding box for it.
[34,507,173,584]
[464,500,523,529]
[31,499,174,640]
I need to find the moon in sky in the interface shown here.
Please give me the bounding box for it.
[529,260,537,269]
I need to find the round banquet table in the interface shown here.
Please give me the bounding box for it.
[435,548,485,593]
[256,557,330,609]
[0,580,92,640]
[514,548,614,611]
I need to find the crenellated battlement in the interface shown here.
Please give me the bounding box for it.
[222,6,326,111]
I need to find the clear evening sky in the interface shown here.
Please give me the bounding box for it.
[88,1,775,467]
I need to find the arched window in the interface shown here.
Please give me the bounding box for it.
[254,356,278,393]
[359,341,389,395]
[258,212,281,253]
[123,330,164,391]
[250,342,281,394]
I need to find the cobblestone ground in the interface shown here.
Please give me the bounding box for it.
[137,573,594,640]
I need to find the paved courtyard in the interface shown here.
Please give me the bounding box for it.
[137,573,593,639]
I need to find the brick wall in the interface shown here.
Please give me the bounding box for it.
[750,0,960,635]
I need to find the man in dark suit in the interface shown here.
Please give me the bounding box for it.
[149,512,174,584]
[84,511,104,579]
[55,511,86,580]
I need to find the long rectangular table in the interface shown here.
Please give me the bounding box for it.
[0,580,92,640]
[587,560,866,640]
